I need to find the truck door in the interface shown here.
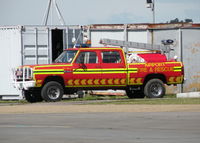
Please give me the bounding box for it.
[100,50,127,86]
[70,50,101,87]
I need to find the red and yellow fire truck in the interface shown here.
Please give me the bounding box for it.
[12,39,184,102]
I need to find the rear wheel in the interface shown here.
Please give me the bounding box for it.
[144,79,165,98]
[126,89,145,99]
[23,90,43,103]
[41,81,64,102]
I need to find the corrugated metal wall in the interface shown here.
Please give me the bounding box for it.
[182,29,200,92]
[128,30,147,43]
[152,29,179,59]
[91,30,124,47]
[151,29,181,93]
[22,27,50,65]
[67,28,83,48]
[22,26,83,65]
[91,31,148,49]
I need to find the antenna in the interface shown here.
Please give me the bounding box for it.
[42,0,66,25]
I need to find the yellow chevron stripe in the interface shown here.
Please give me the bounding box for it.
[100,79,106,85]
[67,80,73,86]
[81,79,87,85]
[136,78,142,84]
[120,79,126,84]
[129,78,135,84]
[94,79,100,85]
[108,79,113,85]
[74,79,80,85]
[114,79,120,84]
[129,78,143,85]
[66,79,128,86]
[88,79,93,85]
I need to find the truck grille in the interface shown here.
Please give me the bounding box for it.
[12,67,33,81]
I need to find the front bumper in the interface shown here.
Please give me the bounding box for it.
[12,67,35,90]
[13,80,36,90]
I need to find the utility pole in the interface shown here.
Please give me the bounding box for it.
[146,0,155,23]
[42,0,66,25]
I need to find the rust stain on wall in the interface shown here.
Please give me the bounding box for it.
[184,83,200,92]
[193,42,200,47]
[191,47,199,54]
[166,86,178,94]
[192,75,200,79]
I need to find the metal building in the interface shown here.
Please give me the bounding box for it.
[86,23,200,93]
[0,25,83,99]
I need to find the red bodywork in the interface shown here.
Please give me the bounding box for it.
[30,47,184,89]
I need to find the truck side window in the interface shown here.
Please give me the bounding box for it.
[76,51,98,64]
[102,51,122,63]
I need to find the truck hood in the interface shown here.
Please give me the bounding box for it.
[20,63,72,70]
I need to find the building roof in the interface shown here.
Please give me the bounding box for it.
[85,23,200,30]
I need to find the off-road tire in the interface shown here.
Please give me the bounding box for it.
[126,89,145,99]
[23,90,43,103]
[41,81,64,102]
[144,79,165,98]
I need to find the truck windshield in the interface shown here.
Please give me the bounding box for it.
[54,50,77,63]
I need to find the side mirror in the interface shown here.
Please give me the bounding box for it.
[161,39,174,45]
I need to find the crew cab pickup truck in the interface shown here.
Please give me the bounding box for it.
[12,47,184,102]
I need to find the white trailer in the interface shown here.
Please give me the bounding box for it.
[0,25,83,99]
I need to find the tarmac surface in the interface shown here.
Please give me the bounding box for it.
[0,103,200,143]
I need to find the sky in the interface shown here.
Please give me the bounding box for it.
[0,0,199,26]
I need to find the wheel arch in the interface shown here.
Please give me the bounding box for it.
[43,76,65,88]
[143,74,167,85]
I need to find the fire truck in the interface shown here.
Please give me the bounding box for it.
[12,39,184,102]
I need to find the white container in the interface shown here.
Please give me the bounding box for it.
[0,26,22,96]
[0,25,83,98]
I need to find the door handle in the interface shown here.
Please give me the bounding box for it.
[95,66,101,68]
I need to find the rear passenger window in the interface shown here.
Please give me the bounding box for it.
[102,51,122,63]
[76,51,98,64]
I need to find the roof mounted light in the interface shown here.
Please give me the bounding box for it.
[161,39,174,45]
[74,43,91,48]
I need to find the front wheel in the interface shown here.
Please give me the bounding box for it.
[41,81,64,102]
[23,90,43,103]
[144,79,165,98]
